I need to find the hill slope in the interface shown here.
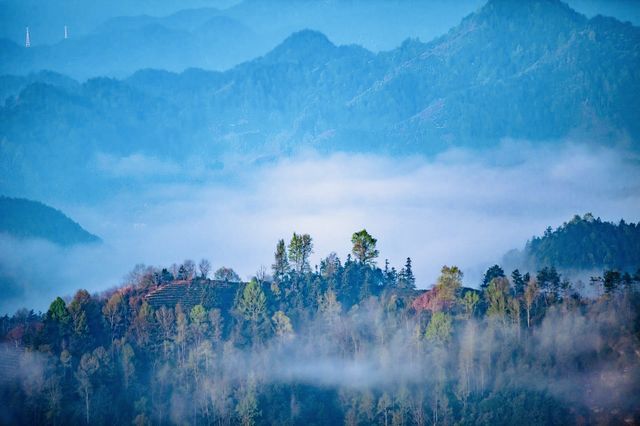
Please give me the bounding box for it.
[0,196,100,246]
[507,213,640,271]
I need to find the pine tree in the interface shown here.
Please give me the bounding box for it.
[481,265,505,289]
[351,229,379,266]
[288,233,313,273]
[46,297,71,347]
[272,239,290,280]
[238,280,267,324]
[511,269,526,296]
[398,258,416,289]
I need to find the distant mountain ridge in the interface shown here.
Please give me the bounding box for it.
[0,196,100,246]
[0,0,488,75]
[0,10,266,79]
[1,0,639,199]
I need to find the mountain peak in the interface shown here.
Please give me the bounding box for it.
[284,29,332,43]
[449,0,588,51]
[264,30,336,64]
[477,0,585,23]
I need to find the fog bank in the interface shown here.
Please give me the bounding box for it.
[1,141,639,314]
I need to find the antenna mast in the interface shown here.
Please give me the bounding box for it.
[25,26,31,47]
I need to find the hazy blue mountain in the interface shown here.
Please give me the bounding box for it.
[1,0,639,200]
[0,0,484,78]
[2,0,637,48]
[0,0,240,46]
[0,71,79,103]
[222,0,640,51]
[568,0,640,24]
[4,0,638,79]
[356,0,640,147]
[222,0,487,52]
[1,0,486,56]
[0,196,100,246]
[0,11,268,79]
[96,8,227,33]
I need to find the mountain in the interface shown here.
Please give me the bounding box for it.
[1,0,639,200]
[0,196,100,246]
[352,0,640,146]
[0,71,79,103]
[504,213,640,272]
[0,0,486,67]
[0,11,268,79]
[3,0,637,51]
[0,0,240,46]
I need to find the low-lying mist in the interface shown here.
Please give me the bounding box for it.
[188,299,639,410]
[1,141,639,314]
[3,289,639,424]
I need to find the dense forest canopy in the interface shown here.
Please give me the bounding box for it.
[519,213,640,271]
[1,228,639,425]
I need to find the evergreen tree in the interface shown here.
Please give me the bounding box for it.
[481,265,505,289]
[288,233,313,274]
[398,258,416,290]
[238,280,268,324]
[46,297,71,347]
[351,229,379,266]
[536,266,561,300]
[511,269,526,296]
[272,239,290,280]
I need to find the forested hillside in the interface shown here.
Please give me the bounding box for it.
[2,0,639,200]
[522,213,640,270]
[0,196,100,246]
[1,229,639,425]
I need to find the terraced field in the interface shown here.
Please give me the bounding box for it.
[145,279,240,312]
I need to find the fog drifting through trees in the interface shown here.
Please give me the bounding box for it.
[1,232,639,424]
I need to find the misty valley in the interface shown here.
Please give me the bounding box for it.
[1,0,640,425]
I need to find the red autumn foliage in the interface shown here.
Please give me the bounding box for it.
[412,286,451,313]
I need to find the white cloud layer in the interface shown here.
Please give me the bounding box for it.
[2,141,639,313]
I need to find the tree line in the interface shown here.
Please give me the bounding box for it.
[1,229,639,425]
